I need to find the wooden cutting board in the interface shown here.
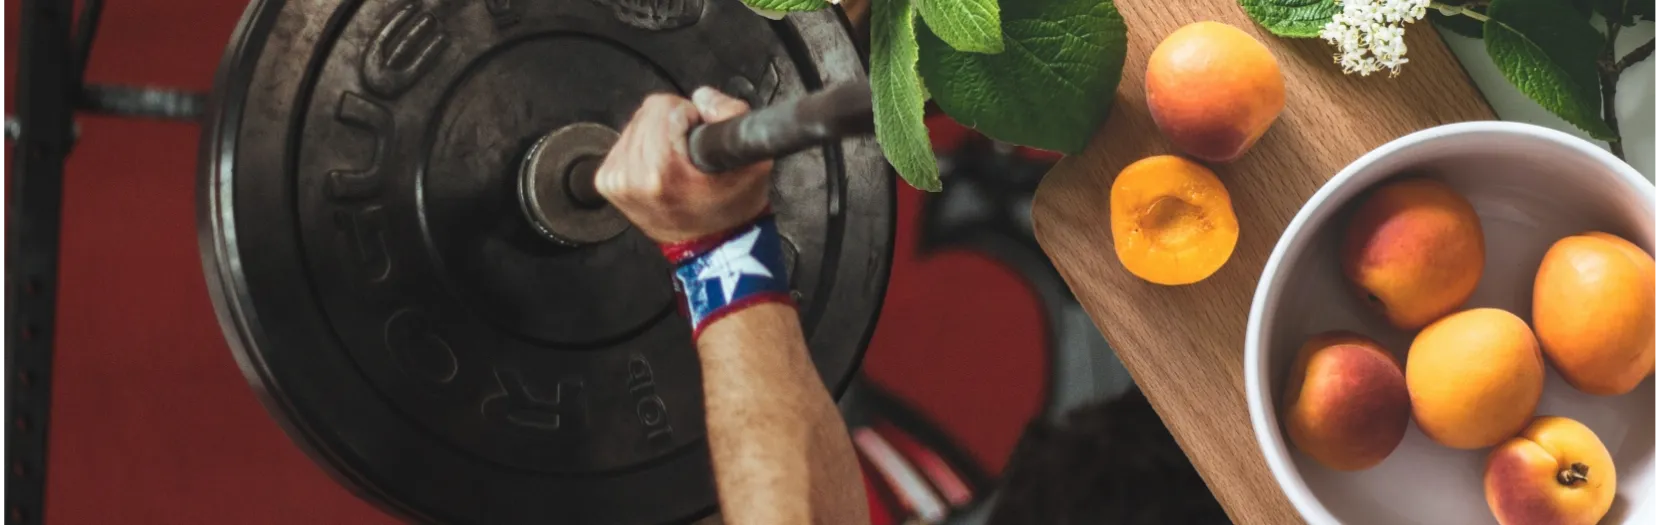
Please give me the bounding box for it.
[1029,3,1495,524]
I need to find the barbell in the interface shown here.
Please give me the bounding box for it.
[196,0,893,523]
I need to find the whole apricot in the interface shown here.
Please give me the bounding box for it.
[1485,416,1616,525]
[1146,21,1285,163]
[1407,308,1544,450]
[1110,155,1239,285]
[1282,330,1410,471]
[1533,231,1655,396]
[1340,178,1485,330]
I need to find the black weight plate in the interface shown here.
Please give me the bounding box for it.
[196,0,893,522]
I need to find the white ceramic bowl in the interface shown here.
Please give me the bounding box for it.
[1245,121,1656,524]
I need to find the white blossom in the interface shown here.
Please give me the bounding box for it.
[1318,0,1431,77]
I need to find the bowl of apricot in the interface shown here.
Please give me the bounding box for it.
[1244,121,1655,525]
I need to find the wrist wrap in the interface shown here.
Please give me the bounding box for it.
[662,214,794,340]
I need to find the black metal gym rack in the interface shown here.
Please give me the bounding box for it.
[8,1,205,522]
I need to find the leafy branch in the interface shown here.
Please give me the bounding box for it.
[1593,12,1654,158]
[1239,0,1653,160]
[1598,20,1626,156]
[1613,38,1655,70]
[742,0,1129,191]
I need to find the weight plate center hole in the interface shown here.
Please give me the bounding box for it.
[564,156,607,210]
[518,122,629,246]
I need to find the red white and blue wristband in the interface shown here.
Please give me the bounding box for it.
[661,213,794,340]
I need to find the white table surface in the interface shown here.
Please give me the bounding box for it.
[1443,22,1655,180]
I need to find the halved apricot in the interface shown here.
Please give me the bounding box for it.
[1109,155,1239,285]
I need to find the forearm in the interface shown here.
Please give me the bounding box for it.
[697,303,869,525]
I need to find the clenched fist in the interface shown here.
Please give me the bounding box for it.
[595,87,773,244]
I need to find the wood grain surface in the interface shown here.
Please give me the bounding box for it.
[1029,3,1495,524]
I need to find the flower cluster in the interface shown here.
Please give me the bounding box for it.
[1319,0,1432,77]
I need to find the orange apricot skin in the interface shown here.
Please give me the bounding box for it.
[1533,232,1656,396]
[1406,308,1544,450]
[1339,178,1485,330]
[1282,331,1410,471]
[1109,155,1239,286]
[1576,233,1656,384]
[1145,21,1286,163]
[1484,416,1616,525]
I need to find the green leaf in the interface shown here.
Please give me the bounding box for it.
[916,0,1128,153]
[1594,0,1620,13]
[1238,0,1340,38]
[1630,0,1654,22]
[1593,0,1624,22]
[1430,10,1486,39]
[1431,0,1592,39]
[1596,0,1653,25]
[740,0,831,11]
[1485,0,1616,139]
[915,0,1004,54]
[872,0,942,191]
[1429,0,1488,38]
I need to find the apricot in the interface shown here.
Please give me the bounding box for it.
[1485,416,1616,525]
[1407,308,1544,450]
[1109,155,1239,285]
[1583,230,1656,385]
[1340,178,1485,330]
[1282,330,1410,471]
[1533,231,1655,396]
[1145,21,1285,163]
